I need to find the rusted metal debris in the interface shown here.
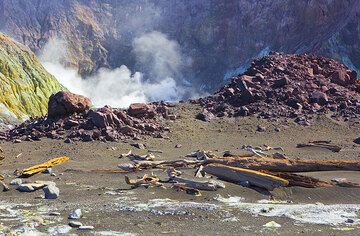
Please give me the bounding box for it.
[202,164,289,191]
[296,141,341,152]
[16,156,70,178]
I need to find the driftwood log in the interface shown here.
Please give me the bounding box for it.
[204,156,360,172]
[203,164,289,191]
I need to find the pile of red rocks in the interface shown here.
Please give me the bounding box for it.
[8,92,176,142]
[194,52,360,125]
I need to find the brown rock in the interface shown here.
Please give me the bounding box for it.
[48,92,92,118]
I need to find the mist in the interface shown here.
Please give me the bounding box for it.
[39,31,192,108]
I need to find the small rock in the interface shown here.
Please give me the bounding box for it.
[64,138,72,144]
[174,144,182,148]
[14,139,22,143]
[131,143,146,149]
[196,109,215,122]
[16,184,35,192]
[78,225,94,230]
[10,178,22,185]
[353,137,360,145]
[256,125,266,132]
[274,127,280,132]
[68,209,82,219]
[345,219,354,224]
[69,221,83,228]
[49,212,61,216]
[43,184,60,199]
[42,168,52,174]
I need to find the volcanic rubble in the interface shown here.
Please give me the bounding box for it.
[193,52,360,125]
[6,92,177,142]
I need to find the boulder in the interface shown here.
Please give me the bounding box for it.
[329,70,352,86]
[48,92,92,118]
[309,91,328,105]
[128,103,155,118]
[43,184,60,199]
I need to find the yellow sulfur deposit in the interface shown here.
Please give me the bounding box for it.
[0,33,66,123]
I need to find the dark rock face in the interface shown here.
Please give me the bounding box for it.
[194,53,360,125]
[0,0,359,90]
[48,92,92,118]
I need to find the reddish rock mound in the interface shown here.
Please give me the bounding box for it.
[195,52,360,125]
[8,93,176,142]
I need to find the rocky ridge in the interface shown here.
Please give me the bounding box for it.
[195,53,360,125]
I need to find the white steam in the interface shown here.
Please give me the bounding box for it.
[39,31,189,108]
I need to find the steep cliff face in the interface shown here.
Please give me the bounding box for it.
[1,0,359,90]
[0,33,65,123]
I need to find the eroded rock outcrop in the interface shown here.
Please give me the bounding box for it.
[0,33,65,124]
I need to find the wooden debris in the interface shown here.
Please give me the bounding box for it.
[167,168,225,191]
[17,156,70,178]
[296,141,341,152]
[263,171,333,188]
[125,174,161,187]
[0,180,9,192]
[331,179,360,188]
[172,183,202,196]
[203,163,289,191]
[132,159,201,169]
[204,156,360,172]
[0,174,3,181]
[186,150,216,160]
[65,168,129,174]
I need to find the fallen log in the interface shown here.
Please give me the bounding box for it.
[203,164,289,191]
[17,156,70,178]
[203,156,360,172]
[263,171,333,188]
[296,143,341,152]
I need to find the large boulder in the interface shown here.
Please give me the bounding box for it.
[48,92,92,118]
[127,103,156,118]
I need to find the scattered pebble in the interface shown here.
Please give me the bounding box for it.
[49,212,61,216]
[79,225,94,230]
[256,125,266,132]
[69,221,83,228]
[175,144,182,148]
[68,209,82,219]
